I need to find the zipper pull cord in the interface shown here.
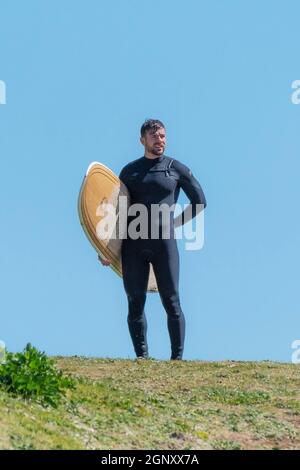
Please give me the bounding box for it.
[165,159,173,177]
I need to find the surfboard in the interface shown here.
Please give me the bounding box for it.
[78,161,158,293]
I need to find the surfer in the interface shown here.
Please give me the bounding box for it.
[99,119,207,360]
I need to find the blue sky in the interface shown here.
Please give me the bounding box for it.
[1,0,299,362]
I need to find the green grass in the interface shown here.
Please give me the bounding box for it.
[0,344,74,407]
[0,357,299,450]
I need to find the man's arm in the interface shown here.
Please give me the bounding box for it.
[119,166,127,184]
[98,166,129,267]
[173,162,207,228]
[98,166,127,267]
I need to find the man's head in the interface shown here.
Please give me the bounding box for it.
[140,119,166,156]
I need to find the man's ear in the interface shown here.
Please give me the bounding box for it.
[140,136,145,145]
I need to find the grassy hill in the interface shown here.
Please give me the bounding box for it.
[0,357,299,450]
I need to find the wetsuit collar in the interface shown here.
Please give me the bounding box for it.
[143,154,165,163]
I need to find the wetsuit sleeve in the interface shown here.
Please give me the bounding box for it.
[119,167,127,184]
[174,162,207,227]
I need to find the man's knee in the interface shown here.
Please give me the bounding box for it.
[127,292,146,319]
[160,291,182,318]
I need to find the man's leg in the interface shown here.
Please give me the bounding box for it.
[151,240,186,360]
[121,240,150,358]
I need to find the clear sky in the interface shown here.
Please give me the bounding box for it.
[1,0,299,362]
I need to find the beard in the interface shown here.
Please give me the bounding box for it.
[150,145,165,155]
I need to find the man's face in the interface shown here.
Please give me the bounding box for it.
[140,127,166,156]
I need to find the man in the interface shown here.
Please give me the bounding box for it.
[99,119,207,360]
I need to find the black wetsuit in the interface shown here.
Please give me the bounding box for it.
[119,154,207,360]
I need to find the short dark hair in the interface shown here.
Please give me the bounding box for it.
[140,119,165,137]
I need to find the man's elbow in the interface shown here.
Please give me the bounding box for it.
[196,197,207,211]
[195,188,207,210]
[200,194,207,209]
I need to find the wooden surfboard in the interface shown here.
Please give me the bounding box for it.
[78,161,158,293]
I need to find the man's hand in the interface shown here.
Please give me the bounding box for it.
[98,253,111,266]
